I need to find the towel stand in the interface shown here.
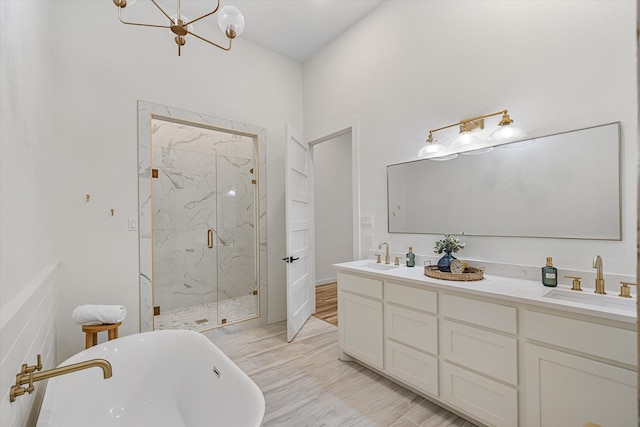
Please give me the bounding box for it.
[82,322,122,349]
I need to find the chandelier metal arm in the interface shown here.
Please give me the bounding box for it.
[185,0,221,26]
[187,29,232,51]
[117,4,171,30]
[149,0,173,22]
[113,0,243,56]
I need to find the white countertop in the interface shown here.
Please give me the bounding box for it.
[334,260,637,325]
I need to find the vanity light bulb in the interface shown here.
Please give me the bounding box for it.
[418,143,443,158]
[489,124,527,144]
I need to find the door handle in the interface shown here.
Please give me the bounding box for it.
[208,229,213,249]
[282,256,300,263]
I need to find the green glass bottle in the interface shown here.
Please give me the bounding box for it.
[406,247,415,267]
[542,257,558,287]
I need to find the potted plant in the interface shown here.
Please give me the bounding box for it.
[434,234,465,272]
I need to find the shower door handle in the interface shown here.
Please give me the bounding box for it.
[207,229,214,249]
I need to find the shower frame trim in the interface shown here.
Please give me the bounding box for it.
[137,100,268,333]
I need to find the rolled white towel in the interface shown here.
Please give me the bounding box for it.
[72,304,126,325]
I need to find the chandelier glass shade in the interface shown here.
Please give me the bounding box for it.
[112,0,245,56]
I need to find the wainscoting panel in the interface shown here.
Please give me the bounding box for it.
[0,263,59,427]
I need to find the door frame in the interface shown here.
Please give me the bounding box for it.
[307,117,361,262]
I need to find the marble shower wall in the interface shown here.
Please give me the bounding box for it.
[139,100,267,332]
[151,146,218,313]
[151,119,256,314]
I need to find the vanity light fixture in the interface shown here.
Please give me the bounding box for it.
[419,109,526,159]
[112,0,245,56]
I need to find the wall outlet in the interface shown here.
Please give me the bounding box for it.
[361,215,374,227]
[366,233,374,248]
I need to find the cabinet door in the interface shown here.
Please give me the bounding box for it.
[441,319,517,385]
[525,343,636,427]
[385,304,438,354]
[386,339,438,396]
[339,291,383,370]
[441,362,518,427]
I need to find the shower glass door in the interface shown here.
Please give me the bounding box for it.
[215,154,258,325]
[150,118,258,332]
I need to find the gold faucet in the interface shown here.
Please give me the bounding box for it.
[10,354,112,402]
[378,242,390,264]
[592,255,606,294]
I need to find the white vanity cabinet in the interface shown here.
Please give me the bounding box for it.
[524,310,637,427]
[337,271,384,370]
[440,294,519,427]
[384,281,439,396]
[336,264,637,427]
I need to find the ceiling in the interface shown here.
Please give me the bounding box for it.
[146,0,384,62]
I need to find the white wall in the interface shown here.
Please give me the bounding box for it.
[0,1,60,425]
[313,132,353,285]
[303,0,638,278]
[46,1,302,359]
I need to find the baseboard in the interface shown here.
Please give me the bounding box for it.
[268,312,286,324]
[315,277,337,287]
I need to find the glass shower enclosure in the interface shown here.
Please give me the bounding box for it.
[150,117,258,332]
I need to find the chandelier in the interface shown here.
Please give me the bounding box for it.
[112,0,245,56]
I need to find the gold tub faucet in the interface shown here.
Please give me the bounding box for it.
[10,355,112,402]
[592,255,606,295]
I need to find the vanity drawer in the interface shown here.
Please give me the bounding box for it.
[442,294,517,334]
[441,319,517,385]
[385,282,437,313]
[338,272,382,299]
[385,303,438,354]
[441,362,518,427]
[385,339,438,396]
[524,310,636,366]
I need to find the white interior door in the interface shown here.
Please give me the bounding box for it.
[285,124,314,342]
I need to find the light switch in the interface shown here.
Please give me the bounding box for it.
[128,217,138,231]
[361,215,374,227]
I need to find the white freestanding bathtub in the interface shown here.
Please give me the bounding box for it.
[37,330,265,427]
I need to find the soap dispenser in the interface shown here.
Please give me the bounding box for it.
[406,247,415,267]
[542,257,558,287]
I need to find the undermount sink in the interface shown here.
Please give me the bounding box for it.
[362,262,400,271]
[543,288,636,312]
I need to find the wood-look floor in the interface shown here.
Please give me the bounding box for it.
[314,282,338,326]
[208,317,477,427]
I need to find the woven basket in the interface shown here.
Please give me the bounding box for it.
[423,262,484,282]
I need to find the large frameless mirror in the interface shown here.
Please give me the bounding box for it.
[387,122,621,240]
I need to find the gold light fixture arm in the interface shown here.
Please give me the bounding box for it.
[116,3,171,30]
[113,0,242,56]
[186,0,221,26]
[149,0,173,22]
[426,109,510,142]
[187,29,233,51]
